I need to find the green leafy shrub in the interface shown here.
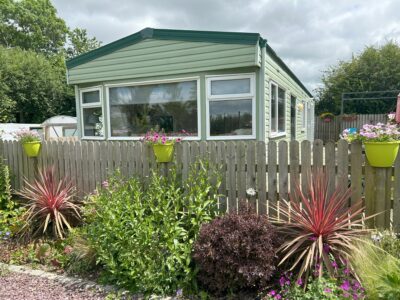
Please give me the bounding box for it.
[371,230,400,259]
[84,160,221,295]
[351,240,400,299]
[0,199,25,240]
[192,202,281,296]
[63,228,98,275]
[0,156,11,210]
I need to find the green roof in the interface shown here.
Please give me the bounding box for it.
[66,27,312,97]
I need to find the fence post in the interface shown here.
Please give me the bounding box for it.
[394,154,400,232]
[364,162,376,228]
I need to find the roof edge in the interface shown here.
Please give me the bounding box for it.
[265,44,313,98]
[66,28,261,69]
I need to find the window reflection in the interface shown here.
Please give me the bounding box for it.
[109,81,198,137]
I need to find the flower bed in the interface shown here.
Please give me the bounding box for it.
[2,155,400,299]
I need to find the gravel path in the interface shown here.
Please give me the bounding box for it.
[0,272,109,300]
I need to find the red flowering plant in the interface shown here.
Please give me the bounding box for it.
[142,129,185,145]
[270,169,371,281]
[16,167,80,239]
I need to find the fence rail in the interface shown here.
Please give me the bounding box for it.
[1,140,399,230]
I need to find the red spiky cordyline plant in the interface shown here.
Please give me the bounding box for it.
[17,167,80,239]
[272,169,370,280]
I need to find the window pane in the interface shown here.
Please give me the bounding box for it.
[82,90,100,104]
[211,78,250,95]
[271,85,277,132]
[109,81,198,137]
[209,99,252,136]
[82,107,103,137]
[278,87,285,132]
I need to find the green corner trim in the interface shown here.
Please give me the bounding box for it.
[66,28,261,69]
[266,44,313,97]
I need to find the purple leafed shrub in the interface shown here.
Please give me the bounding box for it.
[192,203,281,295]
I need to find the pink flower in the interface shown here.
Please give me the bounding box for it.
[341,280,351,291]
[102,180,109,188]
[64,246,73,254]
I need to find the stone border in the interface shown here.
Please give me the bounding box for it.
[0,263,178,300]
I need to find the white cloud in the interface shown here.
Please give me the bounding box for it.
[53,0,400,92]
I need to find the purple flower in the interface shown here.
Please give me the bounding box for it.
[323,243,330,253]
[331,260,338,269]
[341,280,351,291]
[279,276,286,286]
[176,289,183,297]
[324,288,332,293]
[274,295,282,300]
[353,280,361,289]
[296,278,303,286]
[269,290,276,296]
[344,268,351,275]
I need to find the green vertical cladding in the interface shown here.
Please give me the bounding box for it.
[264,48,313,142]
[68,39,259,84]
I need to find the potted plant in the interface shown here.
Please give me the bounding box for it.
[142,130,183,163]
[14,129,42,158]
[342,120,400,167]
[320,112,335,123]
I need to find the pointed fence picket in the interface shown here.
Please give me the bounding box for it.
[1,139,399,231]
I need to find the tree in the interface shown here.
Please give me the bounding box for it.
[0,46,69,123]
[65,28,102,59]
[0,0,101,123]
[0,0,68,55]
[316,42,400,115]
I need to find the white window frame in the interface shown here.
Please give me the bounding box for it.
[105,77,201,141]
[80,87,105,140]
[205,73,256,140]
[269,81,286,138]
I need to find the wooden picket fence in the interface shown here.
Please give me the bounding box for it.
[315,114,388,142]
[1,139,400,231]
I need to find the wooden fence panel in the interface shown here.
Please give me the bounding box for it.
[325,141,336,197]
[278,141,288,201]
[268,141,277,215]
[315,114,388,143]
[227,142,237,212]
[1,139,400,230]
[257,141,267,214]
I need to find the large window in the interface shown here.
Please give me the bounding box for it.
[108,80,199,138]
[80,88,104,138]
[206,74,255,139]
[270,82,286,135]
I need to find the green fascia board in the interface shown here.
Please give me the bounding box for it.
[266,44,313,97]
[66,27,311,97]
[66,27,262,69]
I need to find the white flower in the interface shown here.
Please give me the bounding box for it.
[246,188,256,197]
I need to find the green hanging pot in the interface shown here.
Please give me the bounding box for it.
[22,141,42,158]
[364,141,400,167]
[152,143,174,163]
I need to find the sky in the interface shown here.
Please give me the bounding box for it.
[52,0,400,93]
